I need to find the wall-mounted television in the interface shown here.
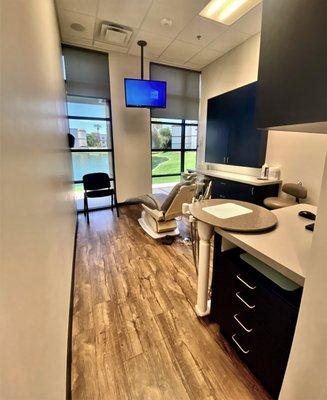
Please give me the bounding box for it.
[124,78,166,108]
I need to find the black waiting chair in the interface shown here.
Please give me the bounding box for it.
[82,173,119,223]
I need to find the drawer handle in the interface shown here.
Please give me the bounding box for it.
[236,291,256,309]
[236,274,256,290]
[233,314,253,333]
[232,334,250,354]
[220,195,226,198]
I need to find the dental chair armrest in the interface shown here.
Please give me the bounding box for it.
[142,204,165,221]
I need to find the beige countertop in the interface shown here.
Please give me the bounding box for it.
[197,169,282,187]
[215,204,316,286]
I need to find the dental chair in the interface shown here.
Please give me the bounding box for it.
[138,176,198,240]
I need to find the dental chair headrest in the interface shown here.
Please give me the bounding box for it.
[161,179,194,212]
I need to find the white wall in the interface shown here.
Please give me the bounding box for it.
[199,34,327,205]
[109,53,152,202]
[0,1,76,399]
[279,155,327,400]
[266,131,327,205]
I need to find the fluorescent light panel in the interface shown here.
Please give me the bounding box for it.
[200,0,261,25]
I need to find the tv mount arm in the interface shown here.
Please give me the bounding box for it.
[137,40,147,80]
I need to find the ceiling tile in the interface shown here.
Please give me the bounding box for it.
[231,3,262,35]
[159,40,201,63]
[97,0,152,29]
[140,0,209,39]
[93,41,128,53]
[128,30,172,59]
[155,59,191,70]
[55,0,99,16]
[184,62,203,71]
[208,28,251,54]
[56,0,262,67]
[57,9,96,40]
[177,16,227,47]
[187,48,223,68]
[61,36,94,47]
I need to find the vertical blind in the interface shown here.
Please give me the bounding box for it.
[62,46,110,99]
[150,63,200,120]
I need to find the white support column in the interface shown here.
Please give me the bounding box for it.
[195,220,214,317]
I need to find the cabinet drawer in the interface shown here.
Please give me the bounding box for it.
[211,178,231,198]
[218,292,290,399]
[210,178,255,202]
[214,249,301,348]
[212,246,302,399]
[221,318,289,399]
[208,177,280,205]
[216,247,302,307]
[233,284,298,351]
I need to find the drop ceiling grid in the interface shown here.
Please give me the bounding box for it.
[55,0,262,70]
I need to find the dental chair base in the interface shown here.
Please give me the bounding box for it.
[138,178,198,240]
[138,211,179,239]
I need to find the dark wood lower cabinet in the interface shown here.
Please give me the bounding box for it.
[211,237,302,399]
[209,176,280,206]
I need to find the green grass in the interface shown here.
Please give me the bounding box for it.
[152,151,181,175]
[152,155,169,169]
[184,151,196,171]
[151,151,196,185]
[152,175,181,185]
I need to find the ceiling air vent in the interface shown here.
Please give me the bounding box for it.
[97,22,133,46]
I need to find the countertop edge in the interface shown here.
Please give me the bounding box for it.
[215,227,305,286]
[196,169,282,186]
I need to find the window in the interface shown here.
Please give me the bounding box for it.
[68,96,112,150]
[150,63,200,187]
[68,96,115,211]
[63,46,115,212]
[151,119,198,185]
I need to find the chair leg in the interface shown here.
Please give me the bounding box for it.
[114,192,119,218]
[85,195,90,224]
[83,195,87,216]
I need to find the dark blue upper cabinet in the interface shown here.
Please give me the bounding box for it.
[255,0,327,133]
[205,82,267,168]
[205,97,229,164]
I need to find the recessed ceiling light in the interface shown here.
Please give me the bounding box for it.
[70,23,86,32]
[200,0,261,25]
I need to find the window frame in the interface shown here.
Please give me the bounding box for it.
[151,119,198,183]
[67,94,117,212]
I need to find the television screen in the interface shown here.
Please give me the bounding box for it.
[124,78,166,108]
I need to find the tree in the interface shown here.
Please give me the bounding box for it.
[158,127,171,149]
[86,132,101,148]
[152,126,161,148]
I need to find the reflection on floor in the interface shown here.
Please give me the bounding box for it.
[72,205,271,400]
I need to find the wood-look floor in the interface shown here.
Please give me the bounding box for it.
[72,205,271,400]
